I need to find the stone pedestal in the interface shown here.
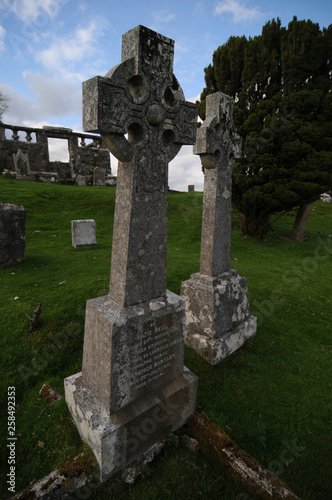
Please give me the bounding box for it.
[65,290,198,481]
[181,271,257,366]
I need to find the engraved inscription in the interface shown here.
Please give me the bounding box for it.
[114,316,183,392]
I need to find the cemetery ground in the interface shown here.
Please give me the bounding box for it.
[0,176,331,500]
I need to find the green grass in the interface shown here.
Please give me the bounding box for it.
[1,176,331,499]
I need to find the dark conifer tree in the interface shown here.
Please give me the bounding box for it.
[200,17,332,238]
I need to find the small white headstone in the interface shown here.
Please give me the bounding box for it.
[71,220,97,248]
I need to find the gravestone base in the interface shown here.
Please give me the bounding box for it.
[122,440,165,484]
[181,270,257,365]
[65,290,198,482]
[65,368,197,482]
[183,317,257,366]
[16,175,34,181]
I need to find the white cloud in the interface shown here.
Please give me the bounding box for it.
[190,94,201,103]
[214,0,262,23]
[0,0,65,23]
[151,10,176,32]
[111,145,203,192]
[48,137,70,162]
[0,77,81,126]
[0,24,5,55]
[27,74,81,116]
[169,145,204,192]
[152,10,175,24]
[35,18,108,81]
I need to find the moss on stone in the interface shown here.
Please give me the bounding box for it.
[40,475,56,491]
[188,412,300,500]
[58,453,94,479]
[15,488,36,500]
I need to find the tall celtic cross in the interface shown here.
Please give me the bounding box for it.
[83,25,197,307]
[181,92,257,366]
[194,92,240,276]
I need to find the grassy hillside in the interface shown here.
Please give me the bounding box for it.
[1,177,331,499]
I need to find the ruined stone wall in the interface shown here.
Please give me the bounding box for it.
[0,124,115,185]
[0,127,47,174]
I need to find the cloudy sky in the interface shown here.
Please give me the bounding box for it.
[0,0,331,190]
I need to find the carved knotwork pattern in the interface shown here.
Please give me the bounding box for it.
[83,27,197,192]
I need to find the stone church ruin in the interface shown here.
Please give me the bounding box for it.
[0,123,116,186]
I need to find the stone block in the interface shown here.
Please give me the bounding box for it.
[82,291,186,414]
[184,316,257,366]
[65,367,197,482]
[65,289,198,481]
[181,270,251,338]
[181,271,257,365]
[0,203,26,269]
[71,219,97,248]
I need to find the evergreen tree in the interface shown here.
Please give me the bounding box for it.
[200,17,332,238]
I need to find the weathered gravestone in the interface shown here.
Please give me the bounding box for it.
[65,25,198,482]
[71,219,97,248]
[0,203,26,269]
[76,175,88,186]
[181,92,257,365]
[93,166,106,186]
[13,149,31,177]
